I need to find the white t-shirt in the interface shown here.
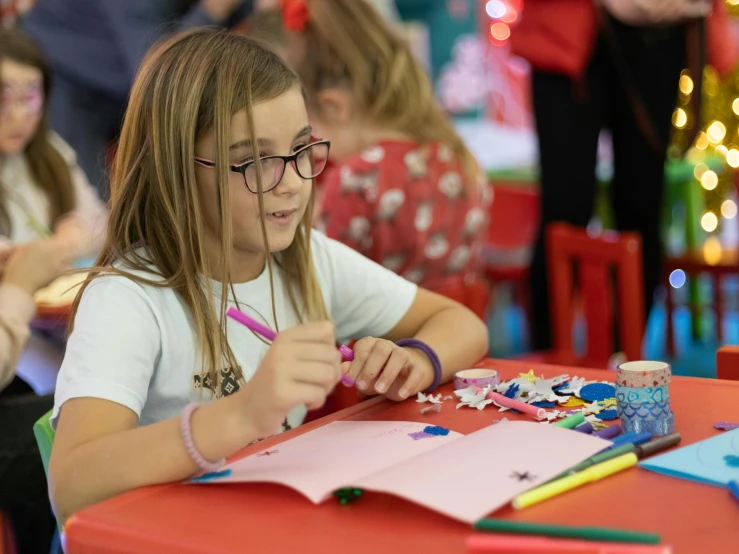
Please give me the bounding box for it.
[52,231,417,431]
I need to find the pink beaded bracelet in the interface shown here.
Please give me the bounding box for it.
[180,403,226,473]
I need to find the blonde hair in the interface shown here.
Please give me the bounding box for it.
[292,0,479,185]
[70,28,328,393]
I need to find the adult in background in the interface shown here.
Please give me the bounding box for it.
[511,0,719,353]
[22,0,254,200]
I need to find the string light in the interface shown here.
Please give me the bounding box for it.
[701,170,718,190]
[728,149,739,168]
[733,97,739,116]
[722,199,738,219]
[679,74,694,95]
[485,0,506,18]
[701,211,719,232]
[490,22,510,41]
[707,120,727,144]
[695,132,709,150]
[672,108,687,129]
[693,163,709,179]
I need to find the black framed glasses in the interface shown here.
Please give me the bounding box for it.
[194,140,331,194]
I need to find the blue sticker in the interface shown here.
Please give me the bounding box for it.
[554,382,570,395]
[595,409,618,421]
[504,383,520,399]
[724,455,739,468]
[191,469,232,483]
[532,401,556,408]
[423,425,450,436]
[579,383,616,402]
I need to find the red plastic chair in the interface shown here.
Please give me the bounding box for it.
[519,223,645,368]
[716,346,739,381]
[483,185,540,329]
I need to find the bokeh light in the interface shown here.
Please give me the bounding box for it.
[728,149,739,168]
[679,75,694,95]
[707,121,727,144]
[704,236,722,266]
[701,211,719,232]
[490,22,511,41]
[485,0,507,18]
[700,170,718,191]
[672,108,687,129]
[722,199,738,219]
[695,132,709,150]
[669,269,686,289]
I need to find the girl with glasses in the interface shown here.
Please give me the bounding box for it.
[48,29,488,523]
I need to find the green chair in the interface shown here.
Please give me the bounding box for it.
[33,410,61,533]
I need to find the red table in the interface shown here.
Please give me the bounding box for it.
[63,359,739,554]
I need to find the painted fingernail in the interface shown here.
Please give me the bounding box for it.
[375,382,386,393]
[357,380,366,390]
[399,388,409,398]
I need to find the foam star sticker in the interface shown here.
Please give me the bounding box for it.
[599,398,617,409]
[502,378,535,394]
[519,370,538,384]
[583,401,604,415]
[454,386,494,410]
[528,376,569,403]
[558,376,588,396]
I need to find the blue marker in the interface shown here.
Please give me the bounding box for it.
[605,432,652,451]
[729,480,739,507]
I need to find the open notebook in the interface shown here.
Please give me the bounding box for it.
[190,420,610,523]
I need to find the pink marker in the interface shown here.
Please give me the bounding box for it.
[226,307,355,386]
[476,388,547,420]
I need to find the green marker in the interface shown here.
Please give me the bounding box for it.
[552,412,585,429]
[473,519,660,545]
[549,443,637,482]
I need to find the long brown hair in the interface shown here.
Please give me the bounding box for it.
[291,0,479,185]
[70,29,328,393]
[0,28,75,234]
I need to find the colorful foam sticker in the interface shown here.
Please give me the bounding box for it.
[560,396,586,408]
[595,409,618,421]
[420,403,441,415]
[579,383,617,402]
[715,422,739,431]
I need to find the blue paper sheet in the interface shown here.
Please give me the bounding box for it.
[640,429,739,486]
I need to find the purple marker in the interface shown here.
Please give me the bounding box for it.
[593,424,622,440]
[573,422,594,434]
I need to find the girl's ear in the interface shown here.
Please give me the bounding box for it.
[316,88,354,124]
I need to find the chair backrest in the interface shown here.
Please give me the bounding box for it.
[716,346,739,380]
[486,184,540,249]
[547,222,645,366]
[33,410,61,532]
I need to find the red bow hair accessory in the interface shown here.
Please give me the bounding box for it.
[281,0,309,32]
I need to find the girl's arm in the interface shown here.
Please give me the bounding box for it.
[49,133,108,258]
[382,288,489,389]
[49,393,258,523]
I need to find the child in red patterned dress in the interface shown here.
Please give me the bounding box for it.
[281,0,492,293]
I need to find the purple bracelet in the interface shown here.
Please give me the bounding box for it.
[395,338,442,393]
[180,403,226,473]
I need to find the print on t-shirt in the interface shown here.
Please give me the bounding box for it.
[193,366,242,398]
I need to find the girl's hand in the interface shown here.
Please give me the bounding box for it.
[345,338,434,401]
[239,321,343,438]
[3,238,71,295]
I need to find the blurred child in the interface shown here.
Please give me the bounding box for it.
[280,0,491,293]
[48,29,488,523]
[0,26,106,554]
